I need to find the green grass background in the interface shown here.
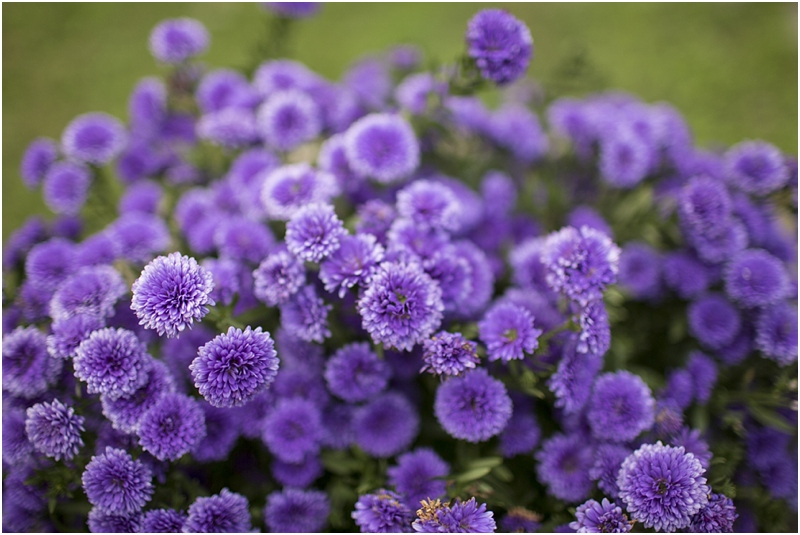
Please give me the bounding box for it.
[3,2,797,241]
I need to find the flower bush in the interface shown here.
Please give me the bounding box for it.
[3,3,797,533]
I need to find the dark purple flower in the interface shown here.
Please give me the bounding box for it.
[535,433,595,503]
[590,443,631,499]
[479,302,542,362]
[101,359,175,433]
[434,368,512,443]
[617,442,709,532]
[261,163,338,220]
[200,257,241,307]
[191,326,279,408]
[670,427,712,469]
[149,18,209,63]
[25,398,85,461]
[660,369,695,411]
[25,237,77,291]
[87,508,143,533]
[397,180,463,232]
[213,215,274,264]
[183,488,252,533]
[108,212,170,263]
[617,242,661,299]
[352,489,414,533]
[273,366,330,407]
[137,392,206,461]
[549,337,604,414]
[262,397,321,463]
[755,301,797,365]
[413,497,496,533]
[588,371,655,442]
[119,179,163,214]
[686,218,748,265]
[677,176,732,238]
[490,104,549,163]
[355,392,419,457]
[423,247,474,313]
[570,498,631,533]
[421,331,480,376]
[662,250,712,299]
[131,252,215,338]
[280,284,331,342]
[20,137,58,189]
[725,140,788,196]
[42,161,91,215]
[82,446,154,514]
[466,9,532,85]
[192,401,241,462]
[325,342,390,402]
[685,351,717,404]
[141,509,187,533]
[388,448,450,508]
[3,326,63,399]
[286,202,347,262]
[500,508,542,533]
[50,264,127,321]
[3,216,48,270]
[343,56,392,110]
[320,233,385,297]
[724,249,790,308]
[272,454,323,488]
[320,402,356,450]
[264,488,330,533]
[257,89,322,151]
[386,218,451,263]
[128,77,167,138]
[75,328,152,400]
[196,68,257,114]
[344,113,420,183]
[688,294,741,350]
[567,206,613,238]
[2,408,34,465]
[499,410,541,458]
[62,112,127,165]
[687,493,737,533]
[599,129,651,189]
[76,231,120,267]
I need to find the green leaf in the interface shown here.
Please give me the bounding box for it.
[465,457,503,470]
[749,404,796,434]
[454,466,492,483]
[492,464,514,483]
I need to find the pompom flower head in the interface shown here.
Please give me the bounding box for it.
[756,301,798,366]
[388,448,450,508]
[81,446,154,515]
[101,359,176,433]
[257,89,322,151]
[688,293,741,350]
[535,433,595,503]
[434,368,512,442]
[261,163,338,220]
[421,331,480,376]
[344,113,420,183]
[320,233,385,297]
[87,509,143,533]
[137,392,206,461]
[587,370,655,443]
[49,264,127,321]
[724,248,789,308]
[413,497,496,533]
[688,493,738,533]
[285,202,347,262]
[725,140,788,196]
[149,18,209,64]
[183,488,252,533]
[73,328,151,400]
[3,326,63,399]
[325,342,390,402]
[570,498,631,533]
[190,326,279,408]
[466,9,533,85]
[20,137,58,189]
[262,397,322,463]
[142,509,187,533]
[396,179,463,232]
[478,302,542,362]
[253,248,306,306]
[62,112,128,165]
[43,161,91,215]
[25,399,85,461]
[280,284,332,343]
[131,252,215,338]
[354,392,420,457]
[264,488,330,533]
[352,489,414,533]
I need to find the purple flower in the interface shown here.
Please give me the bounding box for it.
[196,108,259,148]
[325,342,390,402]
[500,508,542,533]
[466,9,532,85]
[617,242,661,299]
[82,446,154,514]
[386,219,451,263]
[131,252,215,338]
[3,216,48,270]
[388,448,449,508]
[543,226,621,306]
[271,454,323,488]
[213,215,275,264]
[508,238,552,293]
[549,337,604,414]
[261,163,338,220]
[128,77,167,138]
[588,371,655,442]
[434,368,512,443]
[3,326,63,399]
[273,367,330,407]
[264,488,330,533]
[688,294,741,350]
[119,179,163,214]
[395,72,446,115]
[200,257,241,307]
[108,212,170,264]
[670,427,712,469]
[320,233,385,297]
[318,133,368,196]
[445,96,492,135]
[192,402,241,462]
[576,300,611,357]
[253,59,318,97]
[343,56,392,110]
[257,89,322,151]
[421,331,480,376]
[62,112,127,165]
[196,68,256,114]
[617,442,709,532]
[599,129,651,188]
[87,509,143,533]
[660,369,695,411]
[137,392,206,461]
[3,408,34,465]
[42,161,91,215]
[141,509,187,533]
[264,2,322,18]
[25,399,84,461]
[725,140,788,196]
[570,498,632,533]
[490,104,549,163]
[191,326,279,408]
[686,218,748,265]
[262,397,321,463]
[101,359,175,433]
[755,301,797,366]
[286,202,347,262]
[358,261,444,351]
[397,180,463,232]
[280,284,331,342]
[20,137,58,189]
[73,328,151,400]
[662,250,712,299]
[590,443,631,500]
[25,238,77,291]
[685,351,717,404]
[688,493,737,533]
[352,489,414,533]
[252,249,306,306]
[344,113,420,183]
[355,392,420,457]
[413,497,496,533]
[76,231,120,268]
[50,264,127,321]
[478,302,542,362]
[357,199,397,243]
[535,433,595,503]
[183,489,251,533]
[677,176,732,238]
[149,18,209,63]
[423,248,474,313]
[567,206,613,238]
[724,249,790,308]
[499,410,541,458]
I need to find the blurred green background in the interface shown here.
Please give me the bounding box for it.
[3,2,797,241]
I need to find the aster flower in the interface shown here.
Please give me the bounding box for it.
[183,489,252,533]
[660,369,695,411]
[490,104,549,163]
[434,368,512,443]
[149,18,209,63]
[131,252,215,338]
[264,488,330,533]
[280,284,331,342]
[662,250,712,299]
[598,129,652,189]
[82,446,154,514]
[3,216,48,270]
[262,397,321,463]
[396,180,463,232]
[543,226,621,306]
[355,392,420,457]
[20,137,58,189]
[108,212,170,264]
[197,68,255,114]
[452,240,496,318]
[352,489,414,533]
[670,427,712,469]
[272,454,323,488]
[687,493,737,533]
[590,443,632,500]
[49,264,127,321]
[285,202,347,262]
[196,107,259,148]
[137,392,206,461]
[587,371,655,443]
[725,140,788,196]
[25,237,77,291]
[500,410,541,458]
[423,247,474,312]
[344,113,420,183]
[755,301,798,365]
[191,402,241,463]
[479,302,542,362]
[320,233,385,297]
[677,176,732,237]
[576,300,611,356]
[101,359,175,433]
[421,331,480,376]
[466,9,533,85]
[688,294,741,350]
[191,326,279,408]
[686,218,748,265]
[570,498,632,533]
[535,433,595,503]
[413,497,496,533]
[62,112,127,165]
[3,408,34,465]
[273,366,330,407]
[252,249,306,306]
[357,199,397,243]
[257,89,322,152]
[3,326,63,399]
[617,442,709,532]
[388,448,450,508]
[325,342,390,402]
[25,399,85,461]
[395,72,447,115]
[724,248,790,308]
[343,56,392,110]
[42,160,91,215]
[87,508,143,533]
[548,337,603,414]
[500,508,542,533]
[119,179,163,214]
[617,242,661,299]
[685,351,717,404]
[261,163,339,220]
[142,509,187,533]
[386,218,451,263]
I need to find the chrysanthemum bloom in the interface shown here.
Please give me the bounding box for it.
[192,402,242,462]
[196,108,259,148]
[660,369,695,410]
[344,113,420,183]
[213,216,275,264]
[543,226,621,306]
[725,140,788,196]
[617,242,662,299]
[452,240,495,319]
[466,9,532,85]
[479,302,542,362]
[325,342,390,402]
[42,161,91,215]
[685,351,717,405]
[262,397,322,463]
[49,265,127,321]
[149,18,209,63]
[141,509,187,533]
[108,212,171,264]
[434,368,512,442]
[686,493,738,533]
[260,163,338,220]
[75,328,152,400]
[119,180,163,215]
[190,326,279,408]
[87,508,143,533]
[130,252,215,338]
[396,180,463,232]
[535,433,595,503]
[670,427,712,469]
[3,215,47,270]
[598,129,652,189]
[319,233,385,298]
[421,331,479,376]
[137,392,206,461]
[617,442,709,532]
[264,488,330,533]
[687,217,748,265]
[253,58,318,96]
[413,497,496,533]
[128,77,167,137]
[386,218,451,263]
[395,72,447,115]
[508,237,551,295]
[319,402,356,450]
[422,248,474,313]
[570,498,632,533]
[499,411,541,458]
[25,399,85,461]
[183,489,252,533]
[3,408,34,465]
[358,261,444,351]
[549,338,603,414]
[82,447,154,514]
[196,68,256,114]
[25,238,77,291]
[252,249,305,307]
[101,359,175,433]
[724,249,790,308]
[356,199,397,243]
[62,112,127,165]
[343,56,392,110]
[755,301,797,366]
[587,371,655,443]
[677,175,732,237]
[352,489,414,533]
[272,455,323,488]
[20,137,58,189]
[387,448,449,508]
[280,284,331,342]
[257,89,322,152]
[575,300,611,357]
[3,326,63,399]
[688,294,741,350]
[589,443,631,500]
[490,104,549,163]
[354,392,420,457]
[662,250,711,299]
[285,203,347,262]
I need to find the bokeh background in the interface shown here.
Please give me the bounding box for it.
[3,2,797,241]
